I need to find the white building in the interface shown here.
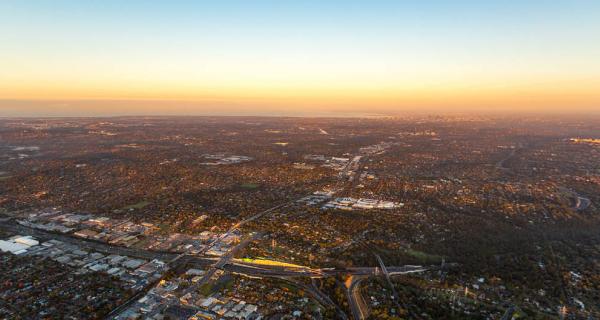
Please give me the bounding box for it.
[13,236,39,246]
[0,240,29,254]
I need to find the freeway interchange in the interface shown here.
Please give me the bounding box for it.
[1,217,427,320]
[1,145,429,320]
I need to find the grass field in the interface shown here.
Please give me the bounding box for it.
[122,201,151,210]
[404,248,444,263]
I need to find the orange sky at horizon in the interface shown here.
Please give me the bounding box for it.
[2,75,599,115]
[1,1,599,116]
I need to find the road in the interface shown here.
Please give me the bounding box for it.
[375,254,398,301]
[347,276,369,320]
[4,142,431,319]
[310,278,350,320]
[495,143,523,171]
[173,197,303,298]
[106,273,168,319]
[2,215,428,318]
[0,218,427,279]
[500,305,517,320]
[375,254,426,320]
[181,232,262,297]
[276,277,349,320]
[557,186,592,211]
[4,188,426,320]
[187,259,428,278]
[0,219,178,261]
[575,196,591,211]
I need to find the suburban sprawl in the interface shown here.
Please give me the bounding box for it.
[2,115,600,319]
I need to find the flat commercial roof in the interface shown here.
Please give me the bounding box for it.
[14,236,39,247]
[0,240,30,253]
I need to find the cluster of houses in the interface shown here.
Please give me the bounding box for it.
[296,193,332,206]
[191,295,260,320]
[200,154,253,165]
[116,277,182,319]
[303,154,351,171]
[0,235,168,291]
[291,162,316,170]
[359,141,396,155]
[296,191,404,210]
[297,192,403,211]
[322,197,403,211]
[17,210,236,256]
[116,269,263,320]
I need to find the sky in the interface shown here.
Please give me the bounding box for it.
[1,0,599,117]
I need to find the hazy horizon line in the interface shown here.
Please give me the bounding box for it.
[2,98,600,119]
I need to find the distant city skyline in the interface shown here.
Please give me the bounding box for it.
[1,0,599,116]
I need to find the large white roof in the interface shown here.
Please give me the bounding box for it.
[14,236,39,247]
[0,240,30,253]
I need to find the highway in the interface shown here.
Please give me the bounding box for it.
[347,275,369,320]
[180,232,262,297]
[2,210,429,320]
[185,259,428,278]
[557,186,593,212]
[3,143,429,320]
[375,254,425,320]
[495,143,524,171]
[375,254,400,303]
[0,219,179,261]
[106,273,168,319]
[174,197,303,298]
[575,196,591,211]
[273,277,350,320]
[309,278,350,320]
[0,218,427,280]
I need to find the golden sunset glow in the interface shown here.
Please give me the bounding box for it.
[1,1,599,116]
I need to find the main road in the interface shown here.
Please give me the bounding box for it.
[3,142,429,320]
[347,275,369,320]
[0,219,180,261]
